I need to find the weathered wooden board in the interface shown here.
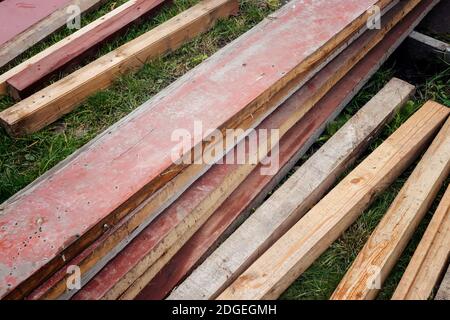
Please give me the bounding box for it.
[392,184,450,300]
[435,265,450,300]
[69,1,423,300]
[0,0,390,299]
[0,0,105,69]
[331,114,450,300]
[216,101,450,300]
[137,20,416,299]
[169,78,415,300]
[168,0,441,299]
[6,0,167,100]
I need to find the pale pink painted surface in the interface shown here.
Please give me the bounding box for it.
[0,0,380,298]
[0,0,72,45]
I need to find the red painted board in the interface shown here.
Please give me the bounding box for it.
[0,0,387,299]
[6,0,166,99]
[135,0,440,300]
[69,0,415,300]
[0,0,72,46]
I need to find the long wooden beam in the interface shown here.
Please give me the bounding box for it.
[0,0,242,300]
[138,14,418,298]
[6,0,167,100]
[0,0,105,69]
[21,0,383,299]
[0,0,387,300]
[169,78,415,300]
[331,114,450,300]
[66,0,424,300]
[168,0,441,300]
[216,101,450,300]
[391,185,450,300]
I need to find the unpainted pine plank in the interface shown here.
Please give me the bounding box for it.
[0,0,105,69]
[392,185,450,300]
[6,0,166,100]
[0,0,392,299]
[169,78,415,300]
[216,101,450,300]
[331,113,450,300]
[435,265,450,300]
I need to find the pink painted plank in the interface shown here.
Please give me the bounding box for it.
[0,0,72,46]
[0,0,388,299]
[135,0,440,300]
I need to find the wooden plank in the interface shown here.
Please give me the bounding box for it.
[140,0,440,300]
[69,0,423,300]
[216,101,450,300]
[331,114,450,300]
[0,0,393,299]
[435,265,450,300]
[169,78,415,300]
[6,0,167,100]
[22,0,374,300]
[0,0,105,69]
[392,185,450,300]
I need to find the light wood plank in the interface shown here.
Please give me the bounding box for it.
[168,78,415,300]
[331,113,450,300]
[0,0,105,69]
[216,101,450,300]
[392,185,450,300]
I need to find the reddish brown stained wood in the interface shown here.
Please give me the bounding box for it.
[6,0,167,99]
[0,0,391,299]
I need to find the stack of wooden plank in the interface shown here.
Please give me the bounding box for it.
[0,0,447,300]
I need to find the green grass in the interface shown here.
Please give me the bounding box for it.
[0,0,449,300]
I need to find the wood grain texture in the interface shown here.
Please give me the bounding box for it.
[73,0,428,300]
[71,18,367,299]
[392,184,450,300]
[435,265,450,300]
[138,5,424,296]
[332,112,450,300]
[6,0,166,100]
[0,0,105,69]
[0,0,390,300]
[216,101,450,300]
[25,0,370,299]
[169,78,415,300]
